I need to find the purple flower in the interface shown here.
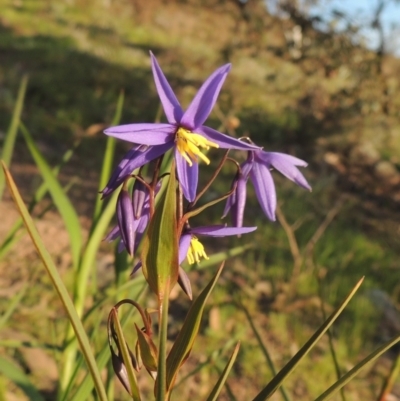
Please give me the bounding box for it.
[223,150,311,224]
[116,186,135,255]
[179,225,257,265]
[104,52,258,201]
[105,179,154,256]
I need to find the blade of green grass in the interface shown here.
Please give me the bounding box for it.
[92,91,124,225]
[166,263,225,392]
[0,75,28,201]
[112,309,141,401]
[0,284,27,331]
[1,163,108,401]
[19,123,82,269]
[313,335,400,401]
[252,277,364,401]
[0,356,45,401]
[60,188,118,392]
[70,282,147,401]
[377,352,400,401]
[205,343,240,401]
[241,304,291,401]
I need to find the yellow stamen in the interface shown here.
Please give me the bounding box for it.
[175,127,219,166]
[186,236,209,265]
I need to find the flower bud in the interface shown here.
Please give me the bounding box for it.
[117,186,135,255]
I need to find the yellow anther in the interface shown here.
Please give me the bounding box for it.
[186,236,209,265]
[175,127,219,166]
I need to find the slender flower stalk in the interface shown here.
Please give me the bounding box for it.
[103,52,259,201]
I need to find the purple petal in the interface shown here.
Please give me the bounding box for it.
[178,266,192,300]
[101,143,173,197]
[131,260,142,275]
[232,172,249,227]
[190,225,257,236]
[117,188,136,255]
[222,182,236,219]
[198,126,261,150]
[132,178,148,219]
[104,123,175,145]
[104,225,120,242]
[133,211,150,256]
[181,64,231,129]
[179,234,192,265]
[222,161,251,227]
[250,162,277,221]
[150,52,184,124]
[258,152,311,190]
[175,149,198,202]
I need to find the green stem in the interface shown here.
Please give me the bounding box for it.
[156,289,170,401]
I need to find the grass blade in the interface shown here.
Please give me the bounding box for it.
[0,284,27,330]
[377,352,400,401]
[313,335,400,401]
[1,163,108,401]
[19,123,82,268]
[70,283,147,401]
[241,305,291,401]
[205,342,240,401]
[166,263,224,391]
[0,75,28,201]
[0,141,78,259]
[92,91,124,224]
[252,277,364,401]
[111,309,141,401]
[0,357,45,401]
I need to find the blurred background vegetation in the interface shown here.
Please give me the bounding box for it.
[0,0,400,400]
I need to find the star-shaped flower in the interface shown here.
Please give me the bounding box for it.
[223,149,311,225]
[103,52,258,201]
[179,225,257,265]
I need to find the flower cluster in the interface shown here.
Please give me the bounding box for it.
[103,51,310,272]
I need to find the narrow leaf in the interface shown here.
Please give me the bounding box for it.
[1,163,108,401]
[111,309,141,401]
[0,284,27,330]
[19,123,82,268]
[141,162,179,301]
[166,263,225,390]
[0,357,45,401]
[313,335,400,401]
[156,281,171,401]
[206,342,240,401]
[92,91,124,223]
[0,75,28,200]
[241,305,291,401]
[135,324,158,373]
[252,277,364,401]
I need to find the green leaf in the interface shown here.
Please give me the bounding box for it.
[0,284,27,331]
[313,335,400,401]
[252,277,364,401]
[0,357,45,401]
[0,140,79,259]
[141,163,179,301]
[19,123,82,269]
[1,163,108,401]
[0,75,28,201]
[111,309,141,401]
[69,283,147,401]
[205,342,240,401]
[166,263,225,391]
[135,324,158,373]
[241,305,291,401]
[92,91,124,224]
